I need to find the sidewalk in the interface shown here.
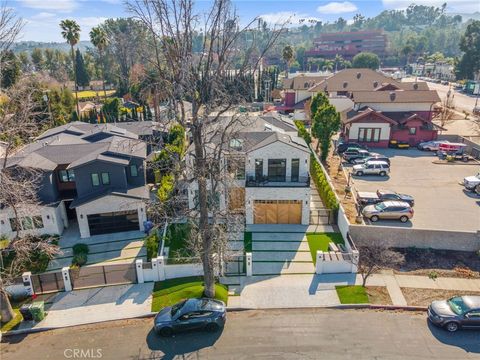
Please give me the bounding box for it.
[13,283,154,333]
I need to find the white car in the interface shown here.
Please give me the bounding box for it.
[463,173,480,191]
[352,161,390,177]
[417,140,449,151]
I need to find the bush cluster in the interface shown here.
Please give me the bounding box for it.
[310,154,339,211]
[71,243,89,267]
[294,120,311,145]
[144,232,159,261]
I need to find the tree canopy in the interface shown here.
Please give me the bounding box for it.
[352,52,380,70]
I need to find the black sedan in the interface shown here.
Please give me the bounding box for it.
[154,298,226,336]
[337,142,368,154]
[428,296,480,332]
[376,189,414,207]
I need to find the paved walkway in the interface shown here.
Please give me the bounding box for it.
[15,283,153,331]
[48,224,146,270]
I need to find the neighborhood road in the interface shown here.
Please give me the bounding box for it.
[2,309,479,360]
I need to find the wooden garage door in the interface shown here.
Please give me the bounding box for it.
[253,200,302,224]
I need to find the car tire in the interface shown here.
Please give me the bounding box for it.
[445,322,459,332]
[356,171,363,176]
[205,323,220,332]
[399,216,409,223]
[370,215,379,222]
[158,327,173,337]
[379,171,386,177]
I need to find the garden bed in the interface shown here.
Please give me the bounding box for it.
[401,288,480,307]
[151,276,228,312]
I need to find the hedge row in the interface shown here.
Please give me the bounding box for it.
[310,154,339,211]
[294,120,311,145]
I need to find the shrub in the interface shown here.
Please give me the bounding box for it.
[310,154,339,211]
[72,243,89,255]
[72,253,87,267]
[157,173,175,202]
[294,120,311,144]
[145,232,159,261]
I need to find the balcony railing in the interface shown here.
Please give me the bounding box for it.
[245,175,310,187]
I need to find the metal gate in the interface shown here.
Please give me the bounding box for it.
[31,271,65,294]
[70,263,137,290]
[310,208,335,225]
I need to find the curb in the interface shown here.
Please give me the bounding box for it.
[1,312,157,337]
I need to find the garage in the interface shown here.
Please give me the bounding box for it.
[87,210,139,235]
[253,200,302,224]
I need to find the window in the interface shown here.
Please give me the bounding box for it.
[291,159,300,182]
[22,217,34,230]
[227,157,245,180]
[409,127,417,135]
[229,139,243,151]
[193,190,220,209]
[358,127,381,142]
[32,216,44,229]
[9,218,18,232]
[268,159,286,182]
[130,164,138,177]
[58,169,75,183]
[255,159,263,180]
[91,173,100,186]
[101,172,110,185]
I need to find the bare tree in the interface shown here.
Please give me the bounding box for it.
[0,76,60,323]
[128,0,284,297]
[357,245,405,287]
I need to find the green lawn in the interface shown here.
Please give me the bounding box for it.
[75,90,116,99]
[335,285,369,304]
[0,301,26,332]
[306,233,344,263]
[151,276,228,312]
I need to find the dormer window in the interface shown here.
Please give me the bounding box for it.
[58,169,75,183]
[130,164,138,177]
[229,139,243,151]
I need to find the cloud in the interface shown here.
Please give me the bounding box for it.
[259,11,321,26]
[382,0,478,13]
[19,0,78,13]
[30,12,56,20]
[77,17,108,27]
[317,2,358,14]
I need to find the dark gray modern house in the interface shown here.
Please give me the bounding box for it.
[0,121,162,239]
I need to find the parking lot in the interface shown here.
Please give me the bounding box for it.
[347,148,480,231]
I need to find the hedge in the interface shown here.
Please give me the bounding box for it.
[144,232,159,261]
[310,154,339,211]
[294,120,311,145]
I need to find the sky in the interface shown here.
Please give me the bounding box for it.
[7,0,480,42]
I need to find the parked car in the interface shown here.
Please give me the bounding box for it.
[353,155,391,165]
[377,189,415,206]
[154,298,226,336]
[352,161,390,176]
[337,142,369,154]
[428,295,480,332]
[463,173,480,191]
[343,149,373,163]
[441,80,449,85]
[417,140,449,151]
[362,200,413,222]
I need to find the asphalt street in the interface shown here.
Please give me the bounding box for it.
[2,309,479,360]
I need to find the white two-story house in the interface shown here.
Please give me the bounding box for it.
[186,114,311,225]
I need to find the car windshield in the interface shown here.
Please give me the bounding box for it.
[171,299,187,316]
[447,297,470,315]
[374,203,386,210]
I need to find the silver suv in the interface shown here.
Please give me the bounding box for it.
[352,161,390,176]
[362,201,414,223]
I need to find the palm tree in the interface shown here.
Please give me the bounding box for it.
[323,60,334,72]
[333,54,344,73]
[282,45,295,79]
[60,19,81,117]
[90,26,109,99]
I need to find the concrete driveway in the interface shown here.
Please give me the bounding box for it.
[347,148,480,231]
